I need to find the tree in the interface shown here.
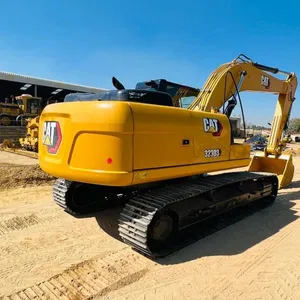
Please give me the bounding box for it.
[286,118,300,133]
[247,122,253,129]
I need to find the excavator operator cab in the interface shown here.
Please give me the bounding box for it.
[64,77,201,109]
[135,79,200,108]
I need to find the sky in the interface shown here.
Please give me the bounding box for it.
[0,0,300,126]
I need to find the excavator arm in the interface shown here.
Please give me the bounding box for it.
[189,54,298,187]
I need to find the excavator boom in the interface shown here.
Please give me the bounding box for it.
[189,54,297,188]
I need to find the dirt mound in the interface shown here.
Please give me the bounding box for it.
[283,147,300,157]
[0,164,56,190]
[0,139,17,150]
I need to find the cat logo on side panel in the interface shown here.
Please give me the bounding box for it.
[203,118,223,136]
[42,121,62,154]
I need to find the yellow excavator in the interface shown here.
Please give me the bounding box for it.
[38,54,297,257]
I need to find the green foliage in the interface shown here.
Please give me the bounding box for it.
[244,122,269,130]
[287,118,300,133]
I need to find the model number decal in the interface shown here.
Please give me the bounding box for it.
[204,149,221,157]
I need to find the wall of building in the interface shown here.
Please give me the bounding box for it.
[240,128,269,137]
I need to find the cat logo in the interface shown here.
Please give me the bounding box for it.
[42,121,62,154]
[261,75,270,88]
[203,118,223,136]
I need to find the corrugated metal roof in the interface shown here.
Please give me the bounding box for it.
[0,71,108,93]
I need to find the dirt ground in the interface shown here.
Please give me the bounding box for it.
[0,151,55,190]
[0,150,38,165]
[0,151,300,299]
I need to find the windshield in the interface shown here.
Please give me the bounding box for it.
[135,80,160,91]
[180,96,197,108]
[27,98,40,114]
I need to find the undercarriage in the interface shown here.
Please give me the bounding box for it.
[53,172,278,258]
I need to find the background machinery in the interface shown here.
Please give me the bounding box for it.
[38,54,297,257]
[0,94,43,126]
[19,116,40,152]
[18,98,61,151]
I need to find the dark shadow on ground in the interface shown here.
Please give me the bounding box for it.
[284,179,300,189]
[94,206,123,242]
[71,185,300,265]
[66,204,124,243]
[158,189,300,265]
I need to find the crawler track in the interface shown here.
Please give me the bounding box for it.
[53,171,278,258]
[53,179,125,215]
[118,172,278,257]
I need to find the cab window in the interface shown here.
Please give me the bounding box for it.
[27,98,40,114]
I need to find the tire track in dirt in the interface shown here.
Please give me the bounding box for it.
[215,219,300,300]
[0,214,60,235]
[202,195,300,297]
[0,248,150,300]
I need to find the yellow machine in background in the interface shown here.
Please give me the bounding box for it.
[283,134,292,143]
[18,99,60,151]
[19,116,40,152]
[0,94,42,126]
[38,54,297,257]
